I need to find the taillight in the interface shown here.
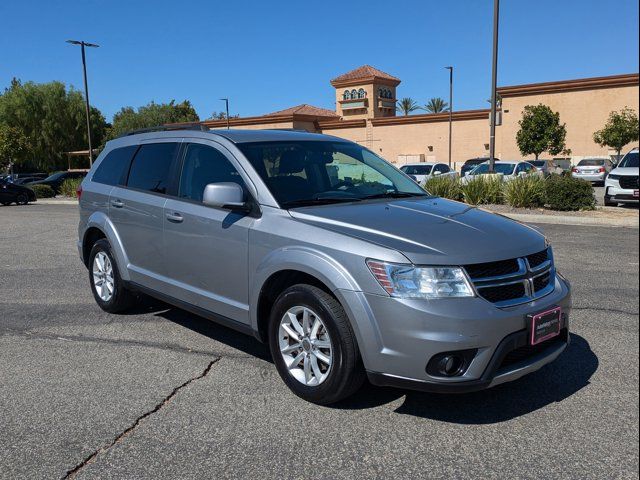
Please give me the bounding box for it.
[76,184,83,200]
[572,167,579,173]
[598,167,606,173]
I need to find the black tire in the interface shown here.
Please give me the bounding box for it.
[604,195,617,207]
[16,193,28,205]
[88,238,136,313]
[1,202,11,206]
[268,284,365,405]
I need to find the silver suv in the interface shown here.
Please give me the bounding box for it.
[77,128,572,404]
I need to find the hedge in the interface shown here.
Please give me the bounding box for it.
[29,184,55,199]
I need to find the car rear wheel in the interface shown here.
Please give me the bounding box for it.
[268,284,365,405]
[16,193,28,205]
[88,239,136,313]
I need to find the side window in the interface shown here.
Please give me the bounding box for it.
[515,163,526,174]
[178,144,243,202]
[93,147,137,186]
[435,164,449,174]
[126,143,179,194]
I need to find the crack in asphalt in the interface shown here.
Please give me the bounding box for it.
[62,358,220,480]
[572,305,639,316]
[4,331,255,359]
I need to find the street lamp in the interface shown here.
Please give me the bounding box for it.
[220,98,230,129]
[488,0,500,173]
[66,39,99,166]
[445,66,454,167]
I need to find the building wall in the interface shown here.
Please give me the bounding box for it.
[323,82,639,167]
[498,84,639,163]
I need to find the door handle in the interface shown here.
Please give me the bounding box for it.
[111,199,124,208]
[166,212,183,223]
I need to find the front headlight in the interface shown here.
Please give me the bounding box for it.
[367,260,475,299]
[608,174,621,181]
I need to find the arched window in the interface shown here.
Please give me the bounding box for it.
[350,89,358,99]
[378,88,384,98]
[358,88,366,99]
[386,89,392,99]
[343,90,351,100]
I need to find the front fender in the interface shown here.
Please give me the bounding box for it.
[84,210,131,281]
[249,246,360,331]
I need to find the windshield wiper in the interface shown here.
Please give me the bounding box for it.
[359,192,429,200]
[281,197,362,209]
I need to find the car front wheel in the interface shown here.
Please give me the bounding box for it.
[269,284,365,405]
[16,193,28,205]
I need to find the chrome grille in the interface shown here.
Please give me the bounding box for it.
[463,248,555,307]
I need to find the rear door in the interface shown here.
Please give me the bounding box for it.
[162,140,253,323]
[108,140,181,290]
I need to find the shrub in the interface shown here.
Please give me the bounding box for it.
[59,177,83,198]
[544,174,596,211]
[504,176,546,208]
[461,176,503,205]
[423,175,462,201]
[29,184,55,199]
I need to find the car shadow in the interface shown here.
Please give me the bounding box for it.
[122,297,597,424]
[335,334,598,424]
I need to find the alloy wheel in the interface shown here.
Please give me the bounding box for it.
[278,306,333,386]
[92,252,114,302]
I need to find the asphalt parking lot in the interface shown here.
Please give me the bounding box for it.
[1,204,638,480]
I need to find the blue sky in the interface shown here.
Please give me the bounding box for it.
[1,0,638,122]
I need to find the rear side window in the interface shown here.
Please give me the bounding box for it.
[92,146,138,186]
[126,143,179,194]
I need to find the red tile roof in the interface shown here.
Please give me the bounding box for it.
[331,65,401,86]
[263,104,339,118]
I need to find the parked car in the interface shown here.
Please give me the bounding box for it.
[13,176,44,185]
[571,158,613,185]
[0,177,37,206]
[462,161,540,183]
[529,160,554,177]
[78,128,571,404]
[26,171,86,194]
[604,148,639,206]
[400,162,455,184]
[460,157,499,177]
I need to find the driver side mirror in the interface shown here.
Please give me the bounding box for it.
[203,182,247,210]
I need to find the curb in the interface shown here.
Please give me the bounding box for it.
[497,212,639,228]
[33,198,78,205]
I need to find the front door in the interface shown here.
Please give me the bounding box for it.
[162,141,253,324]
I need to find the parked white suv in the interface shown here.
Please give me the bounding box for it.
[399,162,455,184]
[604,148,639,206]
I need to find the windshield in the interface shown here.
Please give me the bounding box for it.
[469,163,516,175]
[401,165,433,175]
[618,152,639,168]
[43,172,65,181]
[578,159,605,166]
[238,141,428,208]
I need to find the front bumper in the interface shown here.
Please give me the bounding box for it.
[605,182,639,204]
[339,275,572,393]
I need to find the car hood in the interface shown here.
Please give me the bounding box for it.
[289,197,546,265]
[611,167,639,176]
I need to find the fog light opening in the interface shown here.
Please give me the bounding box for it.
[438,355,465,377]
[426,348,478,378]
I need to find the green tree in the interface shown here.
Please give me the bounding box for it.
[423,97,449,114]
[207,111,239,121]
[106,100,199,140]
[396,97,419,116]
[0,123,30,172]
[593,107,639,159]
[516,104,567,160]
[0,79,107,171]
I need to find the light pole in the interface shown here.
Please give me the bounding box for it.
[66,40,99,166]
[220,98,230,129]
[488,0,500,173]
[445,66,453,167]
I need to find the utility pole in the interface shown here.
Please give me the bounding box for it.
[221,98,230,129]
[445,66,454,167]
[488,0,500,173]
[66,40,99,166]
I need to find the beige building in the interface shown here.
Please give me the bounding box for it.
[201,65,639,168]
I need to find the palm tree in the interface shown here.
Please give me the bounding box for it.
[423,97,449,114]
[396,98,420,116]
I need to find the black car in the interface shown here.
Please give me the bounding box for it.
[0,178,37,206]
[26,171,86,194]
[460,157,500,177]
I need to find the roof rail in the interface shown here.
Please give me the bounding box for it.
[117,123,209,138]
